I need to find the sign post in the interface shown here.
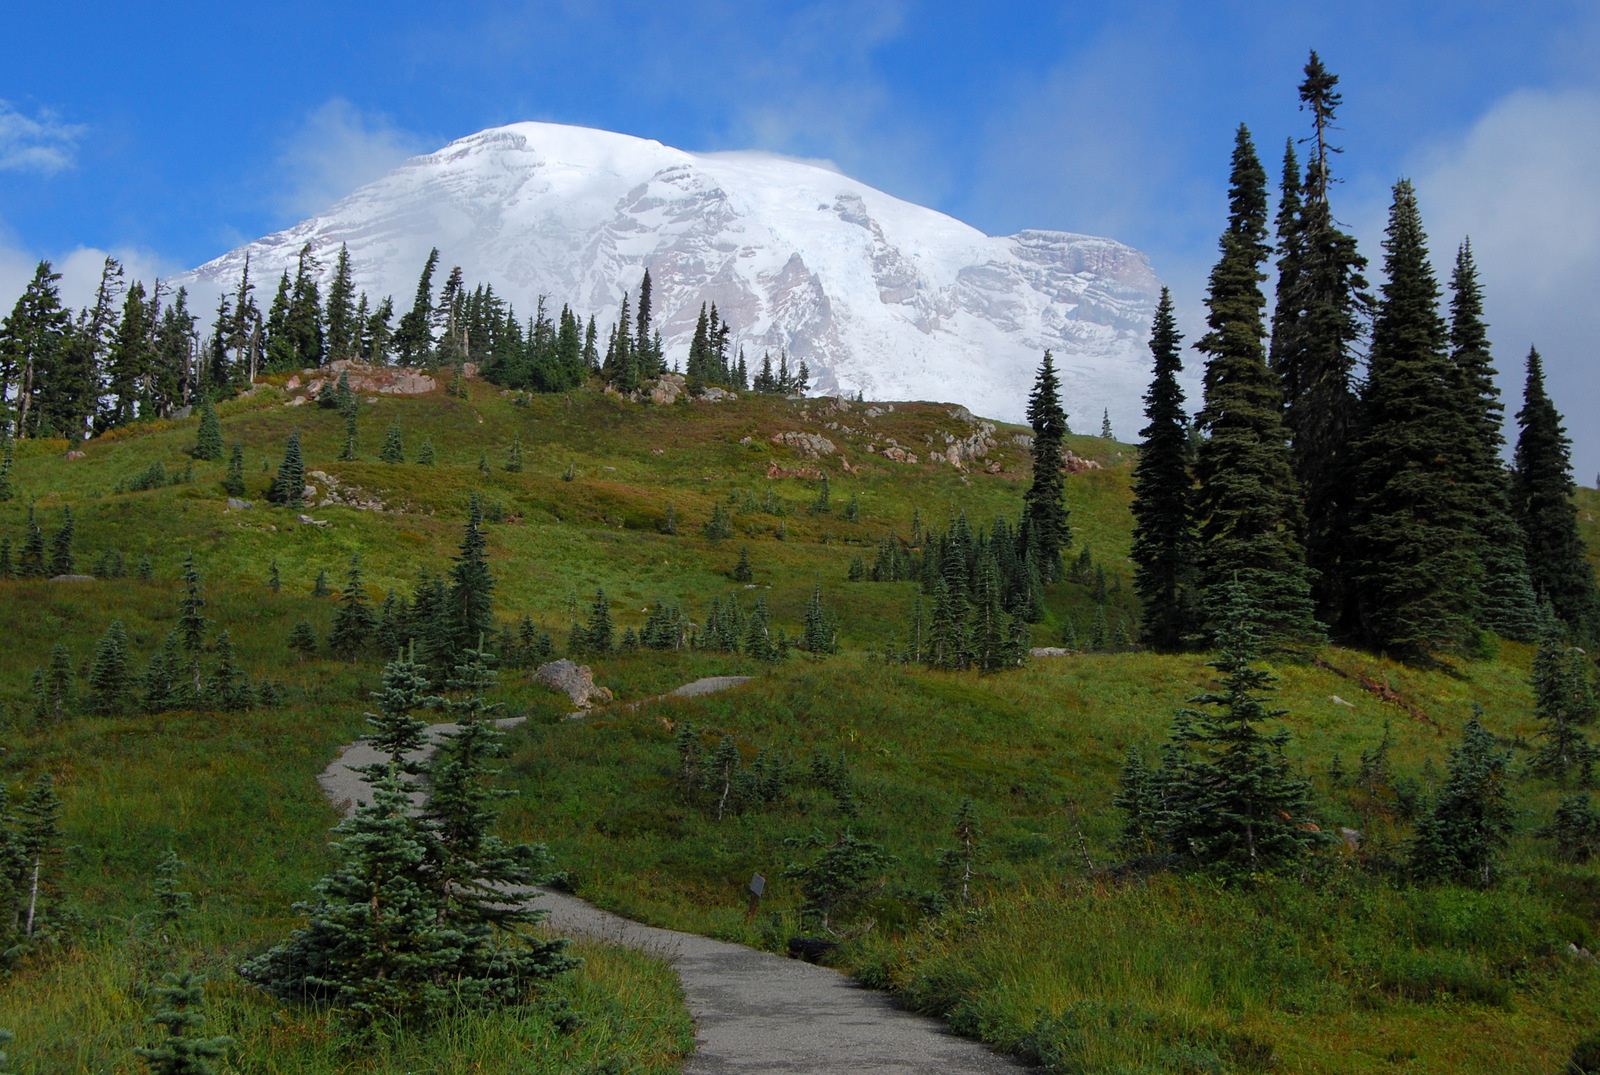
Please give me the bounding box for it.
[746,872,766,922]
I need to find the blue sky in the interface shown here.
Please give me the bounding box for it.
[3,1,1597,476]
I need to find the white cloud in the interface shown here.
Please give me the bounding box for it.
[1399,88,1600,478]
[275,99,428,220]
[0,100,86,174]
[0,229,188,315]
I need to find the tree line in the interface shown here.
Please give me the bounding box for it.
[1123,51,1599,659]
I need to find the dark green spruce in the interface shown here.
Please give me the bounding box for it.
[1022,351,1070,581]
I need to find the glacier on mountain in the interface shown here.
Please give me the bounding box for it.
[174,122,1162,431]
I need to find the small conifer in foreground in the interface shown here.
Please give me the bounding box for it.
[177,554,207,652]
[733,545,753,583]
[1409,716,1515,887]
[134,972,233,1074]
[328,555,377,659]
[416,436,434,465]
[192,402,223,462]
[88,620,132,716]
[222,443,246,497]
[48,506,74,576]
[380,420,405,463]
[268,429,305,507]
[287,620,318,657]
[312,570,330,597]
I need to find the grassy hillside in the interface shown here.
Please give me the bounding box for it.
[0,372,1595,1073]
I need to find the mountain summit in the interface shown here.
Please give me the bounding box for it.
[178,122,1161,427]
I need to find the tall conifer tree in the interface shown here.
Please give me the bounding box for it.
[1513,348,1600,639]
[1022,351,1069,581]
[1193,126,1319,647]
[1130,289,1199,648]
[448,494,496,652]
[1448,242,1540,641]
[1350,181,1483,657]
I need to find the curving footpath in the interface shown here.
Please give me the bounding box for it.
[317,676,1028,1074]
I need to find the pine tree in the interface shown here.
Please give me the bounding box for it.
[802,581,835,654]
[338,409,358,461]
[1539,794,1600,863]
[329,554,377,659]
[269,429,305,507]
[324,244,357,364]
[152,851,193,933]
[505,431,523,473]
[268,559,281,593]
[733,545,753,583]
[206,630,253,711]
[1193,126,1320,648]
[360,645,433,774]
[1349,181,1483,657]
[380,420,404,463]
[584,589,613,654]
[0,537,11,579]
[1161,585,1317,874]
[1100,409,1113,439]
[1409,716,1515,887]
[662,501,677,535]
[177,553,207,652]
[393,248,438,366]
[1447,243,1539,641]
[1130,289,1199,649]
[744,596,780,662]
[417,437,435,466]
[1529,621,1598,780]
[1513,347,1600,640]
[287,620,318,657]
[0,436,14,501]
[222,442,246,497]
[87,619,132,716]
[448,494,496,653]
[1022,351,1070,580]
[47,506,74,576]
[141,632,184,715]
[134,971,233,1074]
[17,772,64,935]
[1271,55,1371,631]
[18,506,45,578]
[191,402,223,461]
[312,569,331,598]
[969,552,1010,671]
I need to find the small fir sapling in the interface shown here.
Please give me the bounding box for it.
[338,410,358,461]
[222,443,246,497]
[177,553,207,652]
[287,620,319,657]
[268,429,305,507]
[0,537,12,578]
[87,620,132,716]
[1090,605,1110,649]
[311,569,331,597]
[477,451,490,477]
[662,502,678,535]
[811,473,831,514]
[0,435,14,501]
[782,830,896,936]
[1409,715,1516,887]
[733,545,753,582]
[328,554,377,659]
[206,631,253,711]
[505,431,523,472]
[938,798,983,905]
[584,589,614,654]
[268,560,281,593]
[845,492,860,522]
[675,722,702,798]
[19,506,46,577]
[151,851,193,934]
[416,436,435,465]
[380,420,405,463]
[847,555,865,581]
[192,402,223,461]
[134,972,233,1074]
[1538,793,1600,863]
[705,735,743,820]
[48,506,74,576]
[137,555,153,580]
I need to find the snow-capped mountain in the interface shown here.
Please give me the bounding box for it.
[176,122,1162,430]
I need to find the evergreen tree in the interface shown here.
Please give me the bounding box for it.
[87,619,132,716]
[1529,621,1598,780]
[328,554,377,659]
[505,431,523,473]
[927,575,967,669]
[152,850,193,933]
[134,971,233,1074]
[222,442,246,497]
[206,630,253,711]
[312,569,331,598]
[177,553,207,652]
[802,581,835,654]
[287,620,319,657]
[141,632,184,714]
[18,506,45,577]
[969,552,1010,671]
[1100,409,1113,439]
[393,248,439,366]
[268,559,281,593]
[1409,716,1515,887]
[1349,181,1483,657]
[733,544,753,583]
[1130,289,1199,649]
[268,429,305,507]
[782,831,895,936]
[360,645,433,773]
[1089,605,1109,650]
[1022,351,1070,580]
[48,505,74,576]
[1,262,75,438]
[0,537,11,579]
[1539,794,1600,863]
[448,494,496,652]
[324,244,357,365]
[416,437,435,466]
[0,436,14,501]
[191,402,223,461]
[584,589,613,654]
[1271,55,1371,631]
[1192,126,1320,647]
[338,410,358,461]
[1513,347,1600,640]
[1161,585,1317,874]
[1447,243,1539,641]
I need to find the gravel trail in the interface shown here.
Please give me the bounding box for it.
[315,673,1027,1073]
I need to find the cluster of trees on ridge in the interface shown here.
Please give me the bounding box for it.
[0,237,811,442]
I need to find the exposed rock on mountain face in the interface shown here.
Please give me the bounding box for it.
[175,122,1162,430]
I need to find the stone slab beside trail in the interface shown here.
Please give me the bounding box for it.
[316,671,1029,1072]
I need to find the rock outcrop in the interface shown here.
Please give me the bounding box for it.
[534,659,614,710]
